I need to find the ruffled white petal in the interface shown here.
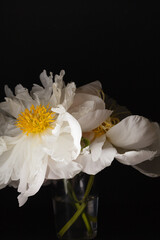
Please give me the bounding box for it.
[46,160,82,179]
[132,123,160,177]
[4,85,14,98]
[69,93,105,112]
[107,115,158,149]
[47,70,65,107]
[0,134,49,206]
[0,135,25,187]
[39,70,53,88]
[0,98,25,118]
[76,81,102,96]
[69,92,112,131]
[77,109,112,132]
[32,70,75,109]
[0,112,21,137]
[76,139,116,175]
[54,70,65,89]
[115,149,157,165]
[0,137,7,156]
[0,113,8,136]
[14,84,38,109]
[18,155,47,207]
[90,135,106,162]
[133,156,160,177]
[61,82,76,110]
[44,107,82,162]
[99,140,117,166]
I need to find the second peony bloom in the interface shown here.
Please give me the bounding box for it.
[69,80,160,176]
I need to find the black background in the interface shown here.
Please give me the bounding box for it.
[1,1,160,239]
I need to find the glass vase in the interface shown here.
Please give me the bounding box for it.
[52,172,99,240]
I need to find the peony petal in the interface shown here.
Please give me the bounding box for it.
[14,84,35,108]
[76,139,116,175]
[70,93,105,111]
[0,113,7,136]
[49,70,65,107]
[0,134,48,206]
[33,87,52,106]
[76,81,102,96]
[16,136,48,206]
[44,110,82,162]
[46,160,82,179]
[0,135,25,187]
[54,70,65,89]
[43,106,82,163]
[4,85,14,98]
[90,135,106,162]
[133,156,160,177]
[107,115,158,150]
[59,111,82,159]
[39,70,53,87]
[0,137,7,156]
[0,98,25,118]
[78,109,112,132]
[115,149,157,165]
[17,194,28,206]
[61,82,76,110]
[4,118,21,137]
[70,101,96,120]
[17,158,47,207]
[100,140,117,166]
[18,157,47,200]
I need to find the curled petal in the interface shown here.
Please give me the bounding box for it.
[46,160,82,179]
[40,70,53,88]
[77,109,112,132]
[4,85,14,98]
[107,115,158,150]
[76,81,102,96]
[0,112,21,137]
[54,70,65,89]
[70,93,105,111]
[18,157,47,207]
[76,139,116,175]
[15,84,36,108]
[90,135,106,162]
[133,156,160,177]
[61,82,76,110]
[0,135,26,188]
[115,149,157,165]
[0,137,7,156]
[0,98,25,118]
[44,110,82,162]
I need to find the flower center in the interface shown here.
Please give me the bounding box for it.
[16,104,55,135]
[93,117,119,138]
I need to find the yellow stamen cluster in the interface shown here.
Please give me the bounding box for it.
[16,104,55,135]
[93,117,119,138]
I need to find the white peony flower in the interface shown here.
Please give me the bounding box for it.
[69,81,160,175]
[0,70,82,206]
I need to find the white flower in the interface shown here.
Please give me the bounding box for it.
[69,81,160,175]
[0,70,82,206]
[132,122,160,177]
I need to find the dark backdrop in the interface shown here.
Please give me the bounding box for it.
[1,1,160,239]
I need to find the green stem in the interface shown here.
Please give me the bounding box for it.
[58,201,87,238]
[69,183,93,235]
[58,174,95,238]
[82,175,94,202]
